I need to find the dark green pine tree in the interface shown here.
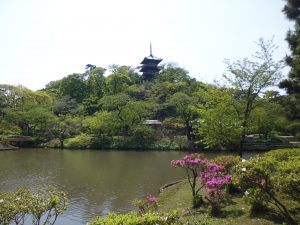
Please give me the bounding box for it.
[280,0,300,120]
[280,0,300,95]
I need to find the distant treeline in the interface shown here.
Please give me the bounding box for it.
[0,42,299,151]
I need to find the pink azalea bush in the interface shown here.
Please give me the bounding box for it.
[146,194,157,208]
[171,154,207,205]
[200,162,232,214]
[171,154,232,212]
[133,193,158,214]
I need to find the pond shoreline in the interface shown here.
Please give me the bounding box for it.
[0,141,19,151]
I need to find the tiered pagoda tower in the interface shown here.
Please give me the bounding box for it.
[140,43,162,80]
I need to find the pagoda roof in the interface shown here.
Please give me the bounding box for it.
[140,66,160,72]
[141,55,163,64]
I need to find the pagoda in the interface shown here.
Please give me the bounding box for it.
[140,43,162,80]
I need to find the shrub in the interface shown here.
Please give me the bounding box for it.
[65,133,91,149]
[0,187,67,225]
[88,211,179,225]
[264,148,300,161]
[274,157,300,203]
[171,154,232,212]
[244,188,269,213]
[130,125,157,146]
[192,194,204,209]
[132,194,158,214]
[212,155,240,194]
[233,155,295,222]
[40,139,61,148]
[171,154,207,206]
[286,121,300,136]
[90,136,112,149]
[212,155,240,174]
[152,139,178,150]
[200,162,231,215]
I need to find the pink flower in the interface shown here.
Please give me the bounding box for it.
[146,194,157,204]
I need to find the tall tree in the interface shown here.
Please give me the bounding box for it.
[280,0,300,120]
[59,73,88,103]
[198,88,242,149]
[224,39,282,157]
[46,116,81,148]
[0,85,54,137]
[86,67,106,98]
[169,92,198,143]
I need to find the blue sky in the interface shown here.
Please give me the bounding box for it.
[0,0,292,90]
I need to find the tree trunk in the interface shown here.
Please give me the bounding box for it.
[239,126,246,158]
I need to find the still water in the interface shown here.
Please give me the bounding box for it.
[0,149,258,225]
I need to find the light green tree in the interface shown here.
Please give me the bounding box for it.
[223,39,283,157]
[198,88,242,148]
[46,116,81,148]
[169,92,198,142]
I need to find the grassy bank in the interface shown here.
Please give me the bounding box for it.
[157,180,300,224]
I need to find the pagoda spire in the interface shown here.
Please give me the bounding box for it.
[150,41,153,56]
[140,43,162,80]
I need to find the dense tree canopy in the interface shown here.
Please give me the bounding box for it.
[0,37,296,151]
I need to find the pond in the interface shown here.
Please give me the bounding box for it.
[0,149,259,225]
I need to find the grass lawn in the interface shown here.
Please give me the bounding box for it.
[157,180,300,225]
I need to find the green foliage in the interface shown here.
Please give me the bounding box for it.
[126,85,148,100]
[58,73,88,103]
[150,136,187,150]
[105,73,131,95]
[0,52,292,151]
[248,100,287,138]
[132,196,157,214]
[212,155,240,174]
[82,96,101,115]
[52,95,81,116]
[89,136,112,149]
[274,158,300,203]
[198,88,241,148]
[86,67,106,98]
[0,187,67,225]
[46,116,81,148]
[286,121,300,136]
[83,111,118,136]
[264,148,300,161]
[223,39,283,155]
[88,211,179,225]
[233,151,300,222]
[192,194,204,209]
[233,156,277,211]
[0,85,54,137]
[0,119,21,136]
[244,188,270,213]
[100,93,131,112]
[169,92,198,141]
[6,105,54,136]
[129,124,157,147]
[212,155,241,194]
[280,0,300,96]
[65,133,92,149]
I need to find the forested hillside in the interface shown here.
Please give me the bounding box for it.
[0,40,298,151]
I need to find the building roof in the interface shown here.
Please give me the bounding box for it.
[144,119,162,125]
[140,66,160,73]
[140,55,163,64]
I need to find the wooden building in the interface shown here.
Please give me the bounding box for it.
[140,43,162,80]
